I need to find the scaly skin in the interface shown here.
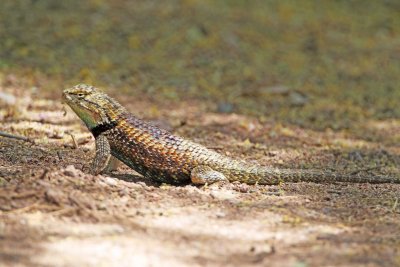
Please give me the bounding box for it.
[63,84,399,185]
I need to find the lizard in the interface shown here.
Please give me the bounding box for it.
[62,84,399,185]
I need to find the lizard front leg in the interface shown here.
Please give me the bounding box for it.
[190,165,228,185]
[90,134,111,175]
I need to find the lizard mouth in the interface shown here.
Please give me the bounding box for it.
[61,91,72,103]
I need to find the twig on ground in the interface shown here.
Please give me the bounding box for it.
[39,169,49,179]
[392,198,398,213]
[0,131,34,143]
[11,190,43,199]
[62,105,68,116]
[69,134,79,149]
[50,207,78,217]
[6,200,41,214]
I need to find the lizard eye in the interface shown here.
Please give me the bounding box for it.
[77,93,85,98]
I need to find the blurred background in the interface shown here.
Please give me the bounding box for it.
[0,0,399,130]
[1,3,400,266]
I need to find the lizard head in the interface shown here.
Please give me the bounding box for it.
[63,84,120,129]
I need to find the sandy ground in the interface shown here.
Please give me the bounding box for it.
[0,85,399,267]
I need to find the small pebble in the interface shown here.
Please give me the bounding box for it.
[210,189,236,200]
[103,177,118,186]
[217,102,234,113]
[63,165,80,177]
[215,211,226,218]
[45,189,64,205]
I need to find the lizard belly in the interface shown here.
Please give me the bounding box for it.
[108,138,192,184]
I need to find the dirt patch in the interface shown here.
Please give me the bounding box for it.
[1,85,400,267]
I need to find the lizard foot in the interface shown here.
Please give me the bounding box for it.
[190,165,228,185]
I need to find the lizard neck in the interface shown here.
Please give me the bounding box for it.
[90,120,118,138]
[88,96,126,137]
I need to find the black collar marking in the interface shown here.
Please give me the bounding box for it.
[90,121,118,138]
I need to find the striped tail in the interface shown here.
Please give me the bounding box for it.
[218,165,400,185]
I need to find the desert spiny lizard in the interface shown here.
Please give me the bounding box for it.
[63,84,399,185]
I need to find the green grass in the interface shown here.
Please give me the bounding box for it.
[0,0,399,129]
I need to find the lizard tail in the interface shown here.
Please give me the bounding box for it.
[265,168,399,184]
[220,166,400,185]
